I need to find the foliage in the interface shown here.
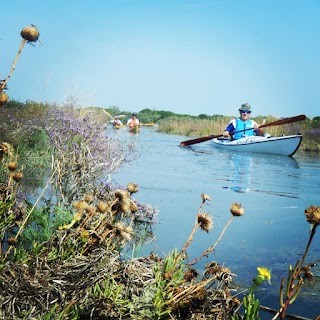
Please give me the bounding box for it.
[46,105,126,204]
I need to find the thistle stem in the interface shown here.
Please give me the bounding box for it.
[299,223,317,269]
[1,39,26,90]
[189,215,235,265]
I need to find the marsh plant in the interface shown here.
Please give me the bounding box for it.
[0,144,27,254]
[270,205,320,319]
[45,105,127,205]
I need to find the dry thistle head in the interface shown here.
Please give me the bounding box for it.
[121,225,133,241]
[0,91,9,105]
[205,261,220,275]
[114,189,130,201]
[230,203,244,216]
[21,25,40,42]
[201,193,211,202]
[86,205,96,215]
[97,201,109,213]
[12,172,23,182]
[8,237,18,245]
[184,267,199,282]
[82,194,94,203]
[197,212,213,233]
[301,264,315,284]
[73,200,89,211]
[114,222,132,240]
[8,161,18,171]
[0,142,13,156]
[305,205,320,226]
[127,182,139,194]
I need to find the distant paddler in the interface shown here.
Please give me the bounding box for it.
[113,116,123,127]
[127,112,140,133]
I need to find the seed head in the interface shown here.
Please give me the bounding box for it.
[127,182,139,194]
[230,203,244,216]
[8,237,17,245]
[184,268,199,282]
[86,205,96,215]
[82,194,94,203]
[197,212,213,233]
[201,193,211,202]
[121,225,133,241]
[114,189,130,201]
[21,25,40,42]
[0,91,9,105]
[73,200,89,210]
[305,205,320,226]
[97,201,109,213]
[12,172,23,182]
[0,142,13,156]
[8,161,18,171]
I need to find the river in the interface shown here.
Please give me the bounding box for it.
[110,126,320,319]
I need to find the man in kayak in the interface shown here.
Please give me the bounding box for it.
[113,116,123,127]
[127,112,140,130]
[223,103,263,140]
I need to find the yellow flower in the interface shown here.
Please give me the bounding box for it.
[257,267,271,283]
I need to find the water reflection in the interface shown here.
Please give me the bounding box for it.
[217,152,301,198]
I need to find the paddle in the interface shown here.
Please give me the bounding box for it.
[180,114,306,147]
[103,109,114,119]
[113,123,156,128]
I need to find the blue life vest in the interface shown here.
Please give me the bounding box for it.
[233,119,254,140]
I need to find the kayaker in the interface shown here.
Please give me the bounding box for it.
[223,103,263,140]
[127,112,140,130]
[113,116,123,126]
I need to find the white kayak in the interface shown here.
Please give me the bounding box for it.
[211,134,302,156]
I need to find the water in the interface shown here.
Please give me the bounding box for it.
[110,127,320,319]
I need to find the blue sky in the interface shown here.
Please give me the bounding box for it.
[1,0,320,118]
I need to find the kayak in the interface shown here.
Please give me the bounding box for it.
[211,135,302,156]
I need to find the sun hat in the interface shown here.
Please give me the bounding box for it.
[239,103,251,112]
